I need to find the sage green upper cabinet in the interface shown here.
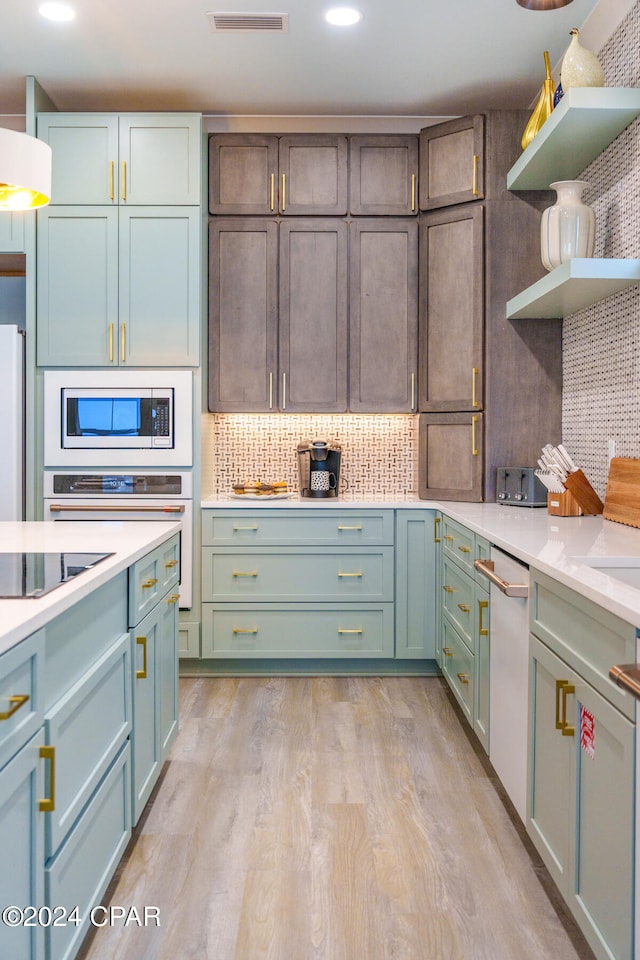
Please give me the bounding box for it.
[349,135,419,215]
[209,134,348,216]
[419,115,484,210]
[37,113,202,206]
[349,219,418,412]
[0,211,25,252]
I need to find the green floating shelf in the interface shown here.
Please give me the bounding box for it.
[506,258,640,319]
[507,88,640,191]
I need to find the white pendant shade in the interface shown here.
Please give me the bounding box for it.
[0,128,52,210]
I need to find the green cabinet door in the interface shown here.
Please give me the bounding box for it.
[0,211,25,252]
[158,594,179,759]
[37,114,119,205]
[395,510,437,659]
[474,581,490,752]
[131,605,161,825]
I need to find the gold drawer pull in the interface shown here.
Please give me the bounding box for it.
[472,366,480,408]
[337,525,363,531]
[478,599,488,636]
[270,172,275,211]
[433,517,441,543]
[472,415,479,457]
[560,682,575,737]
[233,628,258,634]
[0,694,30,720]
[109,159,115,201]
[233,571,258,577]
[411,172,416,212]
[472,154,479,196]
[442,647,453,657]
[338,628,363,635]
[136,636,148,680]
[39,745,56,813]
[142,578,158,589]
[442,585,456,593]
[338,571,363,578]
[233,525,259,531]
[167,594,180,605]
[165,559,178,568]
[121,159,126,201]
[443,535,454,542]
[457,673,470,685]
[458,546,471,554]
[457,603,471,613]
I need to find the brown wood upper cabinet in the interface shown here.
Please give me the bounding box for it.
[349,135,419,215]
[419,116,485,210]
[209,134,348,216]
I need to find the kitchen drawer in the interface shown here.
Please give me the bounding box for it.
[474,535,491,584]
[46,741,131,960]
[202,509,394,546]
[530,569,637,721]
[441,617,474,722]
[203,547,394,603]
[442,515,475,574]
[45,632,131,856]
[202,603,394,658]
[0,629,44,770]
[441,555,474,650]
[129,534,180,626]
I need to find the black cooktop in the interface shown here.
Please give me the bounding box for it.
[0,552,113,599]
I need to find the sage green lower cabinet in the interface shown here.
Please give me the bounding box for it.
[395,510,437,659]
[529,571,636,960]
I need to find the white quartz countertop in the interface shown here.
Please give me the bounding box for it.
[0,520,181,655]
[202,495,640,628]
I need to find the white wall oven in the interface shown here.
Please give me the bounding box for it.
[43,370,193,467]
[43,471,193,608]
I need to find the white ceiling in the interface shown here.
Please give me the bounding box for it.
[0,0,631,120]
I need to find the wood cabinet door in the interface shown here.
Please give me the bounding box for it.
[419,205,483,412]
[418,412,483,501]
[278,135,348,215]
[209,134,279,215]
[349,219,418,413]
[37,113,119,205]
[208,219,278,412]
[279,220,348,412]
[349,135,419,215]
[419,115,484,210]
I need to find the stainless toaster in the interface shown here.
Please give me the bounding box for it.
[496,467,547,507]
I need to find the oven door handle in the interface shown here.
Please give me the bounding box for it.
[48,504,185,514]
[474,559,528,598]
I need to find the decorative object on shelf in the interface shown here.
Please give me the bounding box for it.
[561,28,604,90]
[516,0,574,8]
[0,128,52,210]
[521,51,556,150]
[540,180,595,271]
[553,81,564,107]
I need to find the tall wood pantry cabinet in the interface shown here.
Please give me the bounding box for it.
[417,111,562,502]
[36,113,202,367]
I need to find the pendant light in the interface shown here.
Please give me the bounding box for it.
[516,0,574,8]
[0,128,52,211]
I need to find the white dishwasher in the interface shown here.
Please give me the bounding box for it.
[475,546,529,823]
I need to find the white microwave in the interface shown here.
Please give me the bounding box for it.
[43,370,193,467]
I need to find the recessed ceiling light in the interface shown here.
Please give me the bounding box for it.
[39,3,76,22]
[325,7,362,26]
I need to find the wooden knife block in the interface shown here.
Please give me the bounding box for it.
[604,458,640,528]
[548,490,582,516]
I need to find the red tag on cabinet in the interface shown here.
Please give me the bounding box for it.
[580,705,595,759]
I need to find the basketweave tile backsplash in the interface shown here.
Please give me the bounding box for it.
[205,414,418,500]
[562,2,640,498]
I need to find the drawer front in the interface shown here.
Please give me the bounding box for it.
[45,632,131,856]
[203,547,394,602]
[0,629,44,770]
[441,617,474,721]
[46,742,131,960]
[442,515,475,574]
[202,509,394,546]
[202,603,394,658]
[530,569,637,720]
[129,534,180,626]
[441,556,474,650]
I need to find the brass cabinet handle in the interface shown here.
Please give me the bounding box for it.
[136,636,148,679]
[270,173,275,211]
[433,517,441,543]
[121,323,126,363]
[109,160,115,201]
[442,647,453,657]
[472,154,479,196]
[0,694,29,721]
[555,679,569,729]
[337,525,363,531]
[269,371,274,409]
[560,683,575,736]
[338,571,363,578]
[233,627,258,634]
[338,628,363,635]
[121,160,126,201]
[39,745,56,812]
[142,578,158,589]
[471,415,479,456]
[282,372,287,410]
[233,525,259,531]
[232,571,258,577]
[109,322,114,362]
[411,173,416,212]
[165,559,178,568]
[457,603,471,613]
[281,173,286,211]
[458,545,471,554]
[410,372,415,411]
[442,585,456,593]
[457,673,470,685]
[167,594,180,604]
[478,599,488,636]
[443,535,454,542]
[472,367,480,408]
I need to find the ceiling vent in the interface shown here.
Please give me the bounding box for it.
[207,12,289,32]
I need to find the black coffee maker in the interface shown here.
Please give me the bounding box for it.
[297,441,342,498]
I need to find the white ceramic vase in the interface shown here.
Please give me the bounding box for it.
[540,180,595,271]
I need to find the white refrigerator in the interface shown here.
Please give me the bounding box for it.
[0,325,24,521]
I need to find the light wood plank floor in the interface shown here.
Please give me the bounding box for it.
[78,676,594,960]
